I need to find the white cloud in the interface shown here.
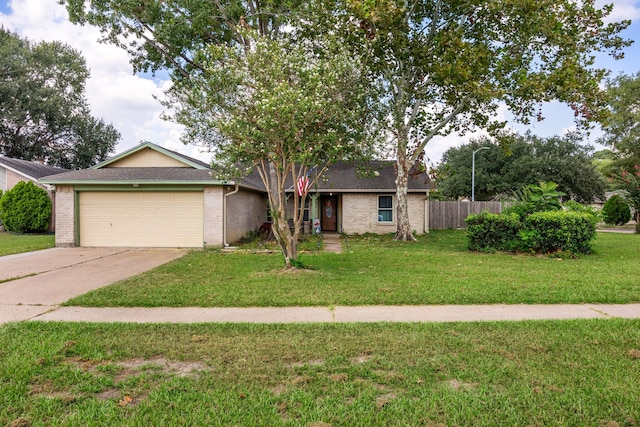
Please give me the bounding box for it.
[601,0,640,22]
[0,0,213,163]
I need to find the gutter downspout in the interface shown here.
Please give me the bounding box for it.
[223,184,240,247]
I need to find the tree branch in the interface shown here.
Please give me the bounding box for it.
[411,98,469,163]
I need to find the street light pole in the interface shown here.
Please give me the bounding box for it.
[472,146,490,202]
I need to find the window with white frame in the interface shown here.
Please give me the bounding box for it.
[378,195,393,222]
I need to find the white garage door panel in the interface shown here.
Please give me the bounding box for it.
[79,192,203,247]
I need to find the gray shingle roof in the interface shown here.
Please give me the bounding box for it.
[39,167,215,183]
[311,161,431,192]
[39,167,266,192]
[30,142,431,193]
[0,157,69,179]
[159,146,211,169]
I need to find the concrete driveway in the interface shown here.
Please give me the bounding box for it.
[0,247,187,324]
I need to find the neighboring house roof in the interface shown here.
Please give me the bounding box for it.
[0,156,69,181]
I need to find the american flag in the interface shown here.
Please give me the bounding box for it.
[297,176,310,196]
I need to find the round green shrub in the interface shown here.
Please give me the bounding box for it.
[602,194,631,226]
[0,181,52,233]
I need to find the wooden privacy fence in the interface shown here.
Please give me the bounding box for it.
[429,201,505,230]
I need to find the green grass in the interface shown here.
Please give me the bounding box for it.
[0,231,55,256]
[66,231,640,307]
[1,320,639,426]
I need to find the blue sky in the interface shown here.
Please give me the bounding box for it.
[1,0,639,163]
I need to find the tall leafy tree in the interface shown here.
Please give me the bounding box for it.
[63,1,379,267]
[63,0,299,76]
[438,133,607,203]
[166,30,378,267]
[599,72,640,170]
[335,0,631,240]
[0,28,119,169]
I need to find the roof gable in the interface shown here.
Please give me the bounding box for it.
[93,142,209,170]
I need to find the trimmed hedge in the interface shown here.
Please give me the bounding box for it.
[466,210,597,255]
[0,181,52,233]
[466,212,521,252]
[525,211,597,254]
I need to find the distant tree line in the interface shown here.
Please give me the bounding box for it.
[0,28,119,169]
[436,133,606,203]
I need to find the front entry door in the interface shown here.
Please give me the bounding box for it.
[321,196,338,232]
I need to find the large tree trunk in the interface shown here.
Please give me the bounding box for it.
[266,161,299,269]
[395,150,416,241]
[271,215,297,268]
[258,162,304,269]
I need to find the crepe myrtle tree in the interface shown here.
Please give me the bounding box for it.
[612,166,640,233]
[62,1,381,267]
[165,30,379,268]
[337,0,631,241]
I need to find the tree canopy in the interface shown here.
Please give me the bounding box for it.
[335,0,631,240]
[0,28,119,169]
[165,29,379,267]
[599,71,640,170]
[63,0,300,78]
[64,0,380,267]
[437,133,607,203]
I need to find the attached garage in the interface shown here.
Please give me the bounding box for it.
[78,191,204,247]
[38,142,278,248]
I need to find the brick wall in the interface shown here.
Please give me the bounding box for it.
[6,169,28,190]
[226,189,267,244]
[342,193,428,235]
[54,185,76,247]
[0,167,7,191]
[203,186,224,247]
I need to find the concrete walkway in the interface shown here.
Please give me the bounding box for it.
[322,233,343,253]
[27,303,640,323]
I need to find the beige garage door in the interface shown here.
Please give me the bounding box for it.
[79,191,204,247]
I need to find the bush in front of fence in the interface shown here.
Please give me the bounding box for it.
[466,210,597,255]
[525,211,597,254]
[466,212,521,253]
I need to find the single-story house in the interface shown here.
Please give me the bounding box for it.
[39,142,432,248]
[0,156,69,231]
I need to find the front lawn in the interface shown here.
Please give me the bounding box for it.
[66,231,640,307]
[0,231,55,257]
[1,320,639,426]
